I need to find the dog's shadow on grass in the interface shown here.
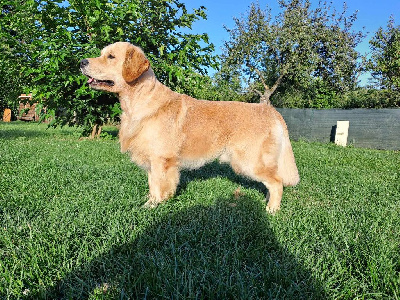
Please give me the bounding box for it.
[178,160,269,196]
[44,196,326,299]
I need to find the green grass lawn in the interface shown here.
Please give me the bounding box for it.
[1,122,399,299]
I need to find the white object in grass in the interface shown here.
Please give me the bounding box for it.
[335,121,350,147]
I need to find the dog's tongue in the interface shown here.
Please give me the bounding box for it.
[87,77,94,84]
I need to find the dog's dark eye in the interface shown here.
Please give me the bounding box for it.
[108,54,115,59]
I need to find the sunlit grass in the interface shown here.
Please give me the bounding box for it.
[1,122,399,299]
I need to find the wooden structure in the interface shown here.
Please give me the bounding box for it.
[2,108,11,122]
[277,108,400,150]
[17,94,40,121]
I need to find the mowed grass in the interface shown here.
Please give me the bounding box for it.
[0,122,399,299]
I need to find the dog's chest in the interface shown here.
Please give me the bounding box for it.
[119,116,176,168]
[119,126,151,169]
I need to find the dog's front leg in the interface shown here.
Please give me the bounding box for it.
[143,157,180,208]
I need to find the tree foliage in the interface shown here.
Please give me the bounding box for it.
[0,2,38,115]
[0,0,217,135]
[368,16,400,92]
[220,0,365,105]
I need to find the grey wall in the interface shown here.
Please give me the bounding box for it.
[277,108,400,150]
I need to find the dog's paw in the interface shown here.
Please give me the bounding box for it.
[266,205,280,215]
[142,199,158,209]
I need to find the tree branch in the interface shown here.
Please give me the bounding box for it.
[250,87,264,96]
[245,71,264,97]
[253,67,270,90]
[270,73,284,94]
[269,63,289,94]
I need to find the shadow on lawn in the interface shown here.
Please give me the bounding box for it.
[43,198,326,299]
[0,126,51,140]
[0,122,118,140]
[0,123,77,140]
[179,160,269,196]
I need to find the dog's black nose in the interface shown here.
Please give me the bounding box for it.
[80,59,89,68]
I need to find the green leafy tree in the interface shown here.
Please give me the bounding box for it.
[368,17,400,92]
[0,1,41,116]
[221,0,364,105]
[0,0,217,136]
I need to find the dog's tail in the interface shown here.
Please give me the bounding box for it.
[277,120,300,187]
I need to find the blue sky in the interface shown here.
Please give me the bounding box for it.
[182,0,400,85]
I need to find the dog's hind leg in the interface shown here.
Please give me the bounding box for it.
[263,174,283,213]
[231,140,284,213]
[143,157,180,208]
[251,164,283,213]
[233,158,283,213]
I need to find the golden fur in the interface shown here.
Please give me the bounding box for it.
[80,42,299,212]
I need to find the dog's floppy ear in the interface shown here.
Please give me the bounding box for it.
[122,45,150,83]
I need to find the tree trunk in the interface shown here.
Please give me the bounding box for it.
[90,124,102,139]
[253,68,285,105]
[260,90,273,104]
[97,125,102,138]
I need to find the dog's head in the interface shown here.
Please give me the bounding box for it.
[80,42,150,93]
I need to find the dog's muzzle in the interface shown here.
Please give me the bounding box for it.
[80,59,115,87]
[80,59,89,69]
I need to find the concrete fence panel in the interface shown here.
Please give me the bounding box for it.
[277,108,400,150]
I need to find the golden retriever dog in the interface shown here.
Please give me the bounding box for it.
[80,42,299,213]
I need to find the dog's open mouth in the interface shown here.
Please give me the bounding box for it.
[86,76,115,87]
